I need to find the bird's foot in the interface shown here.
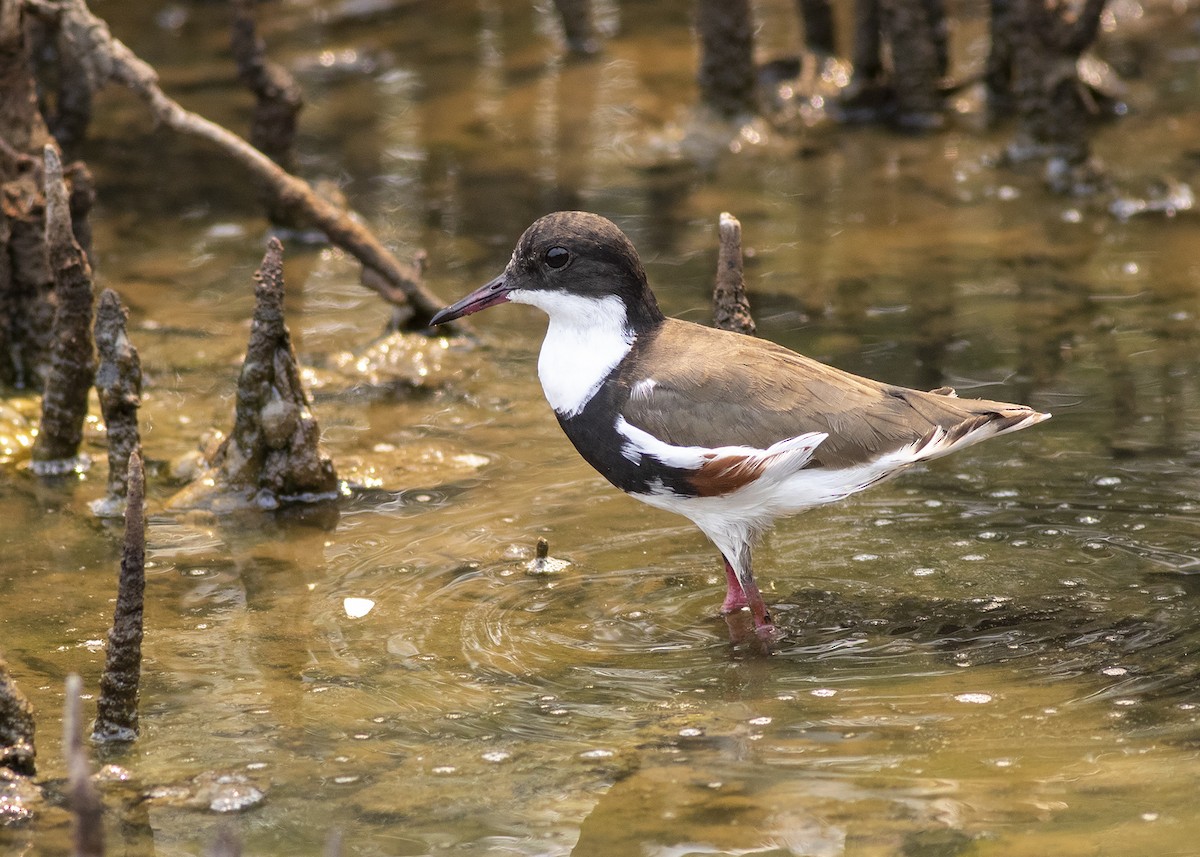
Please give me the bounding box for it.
[752,616,783,642]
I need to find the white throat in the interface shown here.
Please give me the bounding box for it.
[509,289,634,418]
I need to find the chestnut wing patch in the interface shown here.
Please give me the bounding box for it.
[686,452,768,497]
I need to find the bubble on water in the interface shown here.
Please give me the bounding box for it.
[954,692,993,704]
[1142,812,1159,822]
[579,748,614,759]
[912,567,936,577]
[811,688,837,698]
[431,766,456,775]
[748,716,772,726]
[852,553,880,562]
[482,751,512,763]
[678,727,704,738]
[1078,515,1100,525]
[1095,475,1122,487]
[961,554,986,562]
[1101,666,1128,676]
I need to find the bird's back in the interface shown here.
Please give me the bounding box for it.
[617,319,1048,469]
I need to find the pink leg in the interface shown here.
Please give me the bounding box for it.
[719,552,775,636]
[720,556,749,614]
[739,574,774,635]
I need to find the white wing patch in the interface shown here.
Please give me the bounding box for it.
[615,416,827,479]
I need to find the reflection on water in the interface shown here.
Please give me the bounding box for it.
[4,0,1200,855]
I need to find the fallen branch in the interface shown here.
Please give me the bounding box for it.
[26,0,454,329]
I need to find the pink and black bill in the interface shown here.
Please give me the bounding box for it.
[429,274,510,326]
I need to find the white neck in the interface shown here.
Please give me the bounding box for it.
[509,289,634,418]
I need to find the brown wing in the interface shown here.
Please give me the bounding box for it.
[619,319,1042,469]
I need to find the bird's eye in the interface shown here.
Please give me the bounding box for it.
[544,247,570,269]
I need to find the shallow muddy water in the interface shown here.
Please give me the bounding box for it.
[4,0,1200,855]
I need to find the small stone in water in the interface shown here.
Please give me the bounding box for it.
[343,597,375,618]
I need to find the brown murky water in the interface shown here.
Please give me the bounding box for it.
[4,0,1200,854]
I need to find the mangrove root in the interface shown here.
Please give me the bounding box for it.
[169,238,338,511]
[0,655,36,777]
[0,0,56,390]
[65,674,104,857]
[696,0,757,119]
[30,143,94,474]
[712,212,755,336]
[93,451,145,742]
[91,288,142,516]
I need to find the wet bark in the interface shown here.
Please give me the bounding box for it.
[30,143,95,473]
[845,0,946,128]
[206,827,243,857]
[712,212,755,336]
[851,0,883,84]
[1008,0,1108,190]
[28,7,95,148]
[795,0,835,55]
[170,238,338,510]
[0,655,36,777]
[66,152,93,262]
[886,0,945,128]
[230,0,302,170]
[93,288,142,511]
[551,0,597,56]
[25,0,453,329]
[696,0,757,119]
[986,0,1016,116]
[93,450,145,742]
[0,2,56,389]
[64,674,104,857]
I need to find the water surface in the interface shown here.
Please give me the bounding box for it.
[3,1,1200,855]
